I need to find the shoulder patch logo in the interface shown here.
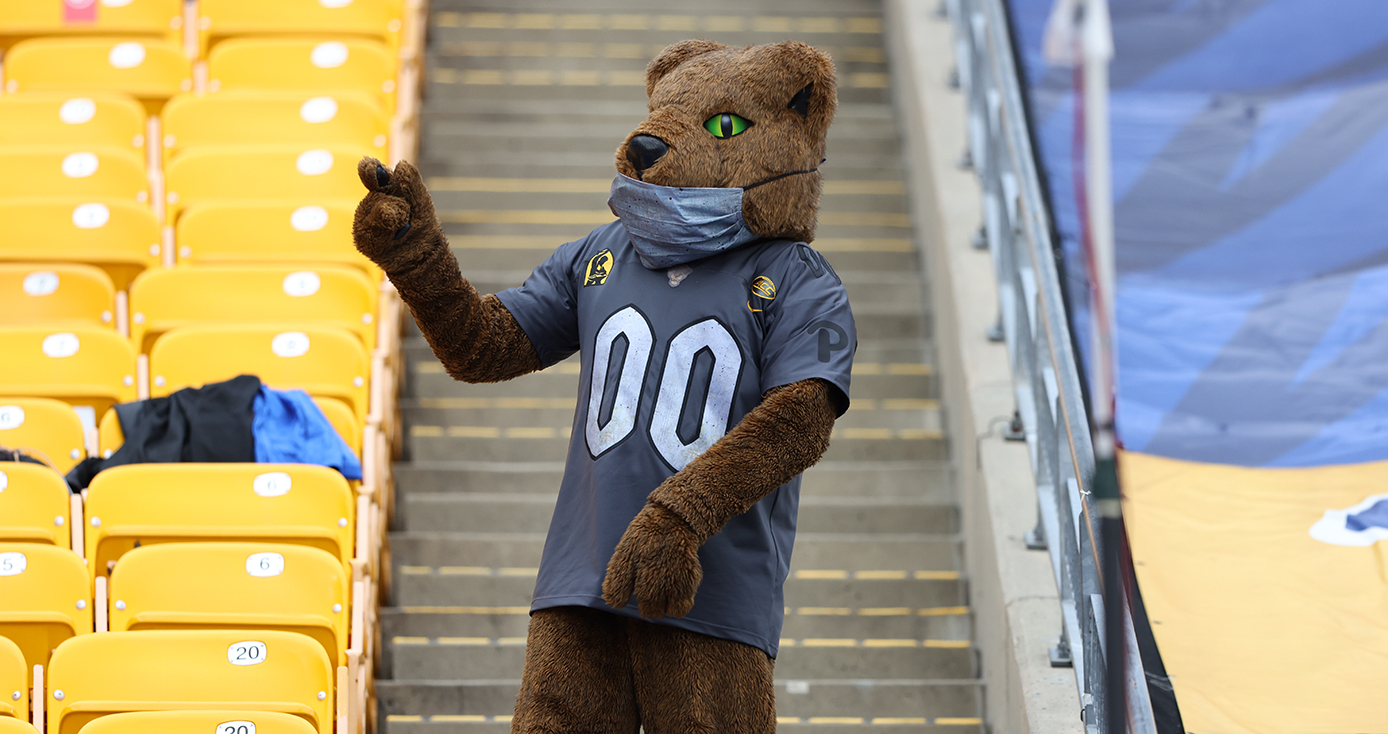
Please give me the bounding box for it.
[584,249,613,287]
[748,275,777,312]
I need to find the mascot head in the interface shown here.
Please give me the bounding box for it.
[609,40,838,264]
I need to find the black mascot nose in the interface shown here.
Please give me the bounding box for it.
[626,135,668,173]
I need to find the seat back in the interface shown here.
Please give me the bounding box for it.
[0,636,26,721]
[109,542,348,664]
[0,147,148,202]
[0,0,183,48]
[0,398,86,474]
[161,91,386,167]
[176,201,378,281]
[197,0,398,56]
[2,38,192,110]
[0,199,160,290]
[129,265,377,353]
[0,327,138,421]
[150,326,370,423]
[0,544,91,676]
[0,264,116,330]
[85,463,355,578]
[80,710,319,734]
[163,145,366,221]
[208,38,395,112]
[46,630,334,734]
[0,462,71,548]
[0,93,146,151]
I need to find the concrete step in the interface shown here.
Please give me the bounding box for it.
[429,0,884,12]
[400,402,938,432]
[440,243,919,273]
[422,130,903,158]
[423,116,900,143]
[426,75,891,106]
[404,431,946,462]
[427,188,911,215]
[390,638,976,680]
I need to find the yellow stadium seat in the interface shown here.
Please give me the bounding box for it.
[0,147,149,203]
[0,398,86,474]
[0,636,27,721]
[129,265,377,353]
[80,711,318,734]
[0,328,138,424]
[0,93,146,152]
[150,326,371,424]
[46,630,334,734]
[0,718,37,734]
[163,145,367,221]
[208,38,395,112]
[109,542,348,664]
[2,38,192,111]
[162,91,387,167]
[197,0,399,57]
[0,265,116,330]
[85,463,355,577]
[0,543,92,679]
[176,201,380,282]
[0,462,72,548]
[0,199,160,290]
[0,0,183,49]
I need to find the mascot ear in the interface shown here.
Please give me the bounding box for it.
[788,83,813,117]
[761,41,837,134]
[646,39,728,97]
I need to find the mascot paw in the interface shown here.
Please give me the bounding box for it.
[602,502,703,619]
[352,157,440,268]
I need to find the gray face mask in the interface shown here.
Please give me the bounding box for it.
[607,169,816,270]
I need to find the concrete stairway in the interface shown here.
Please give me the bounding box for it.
[378,1,985,731]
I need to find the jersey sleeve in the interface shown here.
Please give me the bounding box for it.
[758,244,857,415]
[494,238,585,368]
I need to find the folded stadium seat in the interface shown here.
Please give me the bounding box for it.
[207,38,396,113]
[0,463,72,548]
[0,147,149,204]
[176,201,380,283]
[162,145,368,222]
[196,0,400,58]
[1,38,192,113]
[109,542,349,664]
[0,264,116,331]
[85,463,355,578]
[149,325,371,425]
[0,199,160,291]
[46,630,334,734]
[0,398,87,474]
[161,91,388,169]
[0,543,92,682]
[79,711,319,734]
[128,265,377,353]
[0,92,146,152]
[0,327,138,425]
[97,394,360,460]
[0,0,184,50]
[0,636,26,721]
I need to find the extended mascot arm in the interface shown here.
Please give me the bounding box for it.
[603,378,839,619]
[352,157,543,383]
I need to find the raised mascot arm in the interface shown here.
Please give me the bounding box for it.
[353,157,543,383]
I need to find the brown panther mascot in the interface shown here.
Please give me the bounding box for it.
[354,39,855,733]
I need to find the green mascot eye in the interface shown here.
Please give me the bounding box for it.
[704,113,752,139]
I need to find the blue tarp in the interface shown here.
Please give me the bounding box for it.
[1007,0,1388,466]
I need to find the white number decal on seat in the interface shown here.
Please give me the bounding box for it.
[585,308,744,469]
[228,641,267,666]
[253,472,293,497]
[0,552,27,576]
[585,307,653,458]
[246,552,286,578]
[0,406,24,430]
[217,722,256,734]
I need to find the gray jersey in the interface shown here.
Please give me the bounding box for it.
[496,220,855,656]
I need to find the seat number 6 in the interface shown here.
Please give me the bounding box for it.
[228,641,267,666]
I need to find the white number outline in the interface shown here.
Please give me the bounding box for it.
[584,306,654,459]
[647,317,745,471]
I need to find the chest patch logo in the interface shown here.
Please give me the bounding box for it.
[584,249,614,287]
[747,275,777,312]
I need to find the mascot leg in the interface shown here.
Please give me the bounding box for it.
[625,619,776,733]
[511,607,639,734]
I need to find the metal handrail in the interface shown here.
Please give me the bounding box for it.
[944,0,1155,729]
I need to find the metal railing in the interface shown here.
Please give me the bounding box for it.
[943,0,1155,729]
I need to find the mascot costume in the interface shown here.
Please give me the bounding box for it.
[354,39,856,733]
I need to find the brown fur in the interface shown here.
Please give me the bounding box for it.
[602,379,837,618]
[513,606,776,734]
[352,158,543,382]
[615,40,838,244]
